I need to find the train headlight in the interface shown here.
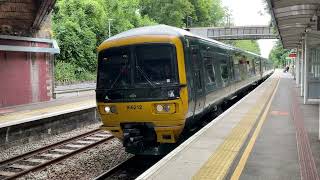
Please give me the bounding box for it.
[156,104,164,112]
[103,105,117,114]
[155,104,175,114]
[110,106,117,113]
[163,104,170,112]
[104,106,111,113]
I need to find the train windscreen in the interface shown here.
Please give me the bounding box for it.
[135,44,178,86]
[97,44,180,102]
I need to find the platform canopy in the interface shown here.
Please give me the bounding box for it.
[0,0,56,36]
[267,0,320,49]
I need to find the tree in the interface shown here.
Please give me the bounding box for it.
[139,0,194,27]
[104,0,156,38]
[189,0,226,27]
[53,0,99,72]
[139,0,226,28]
[232,40,261,55]
[269,41,290,67]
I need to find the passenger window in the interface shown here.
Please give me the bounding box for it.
[228,59,235,81]
[206,64,216,84]
[220,64,229,81]
[195,70,202,89]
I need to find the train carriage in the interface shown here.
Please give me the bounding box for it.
[96,25,273,155]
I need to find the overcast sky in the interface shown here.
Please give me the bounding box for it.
[221,0,277,58]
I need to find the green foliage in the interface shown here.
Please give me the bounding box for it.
[53,0,101,72]
[139,0,226,28]
[189,0,226,27]
[269,41,290,67]
[139,0,194,27]
[55,62,96,84]
[105,0,156,36]
[232,40,261,55]
[54,62,77,83]
[53,0,156,83]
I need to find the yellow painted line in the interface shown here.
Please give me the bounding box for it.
[193,78,279,180]
[230,78,280,180]
[0,99,95,122]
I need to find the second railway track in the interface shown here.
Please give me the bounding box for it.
[0,129,114,180]
[95,155,162,180]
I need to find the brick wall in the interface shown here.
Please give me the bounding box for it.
[0,39,53,107]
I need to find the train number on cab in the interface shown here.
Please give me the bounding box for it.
[127,105,143,110]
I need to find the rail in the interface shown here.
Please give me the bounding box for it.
[53,87,95,98]
[0,129,114,179]
[94,156,162,180]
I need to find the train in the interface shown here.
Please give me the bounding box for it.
[96,25,273,155]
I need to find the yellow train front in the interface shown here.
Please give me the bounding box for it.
[96,25,273,155]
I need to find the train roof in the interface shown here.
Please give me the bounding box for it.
[102,25,265,59]
[105,24,192,41]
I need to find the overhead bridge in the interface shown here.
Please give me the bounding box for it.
[188,26,278,40]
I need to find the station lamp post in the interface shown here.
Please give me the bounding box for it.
[186,16,193,28]
[108,19,114,38]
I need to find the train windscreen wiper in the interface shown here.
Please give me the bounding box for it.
[110,65,129,89]
[136,65,156,88]
[110,68,122,89]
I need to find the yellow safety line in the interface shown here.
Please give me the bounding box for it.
[0,99,95,122]
[192,78,279,180]
[231,78,281,180]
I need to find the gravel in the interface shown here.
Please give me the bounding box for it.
[0,123,132,180]
[0,123,101,161]
[20,140,132,180]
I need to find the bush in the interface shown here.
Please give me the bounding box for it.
[54,61,96,84]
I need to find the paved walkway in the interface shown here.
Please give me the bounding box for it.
[239,74,302,180]
[0,95,95,127]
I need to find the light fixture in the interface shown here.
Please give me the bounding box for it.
[156,104,164,112]
[105,106,111,113]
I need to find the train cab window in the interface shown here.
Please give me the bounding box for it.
[97,47,131,89]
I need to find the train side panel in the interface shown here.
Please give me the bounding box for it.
[182,35,269,130]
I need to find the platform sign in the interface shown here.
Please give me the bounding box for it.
[289,53,297,58]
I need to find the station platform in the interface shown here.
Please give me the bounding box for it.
[0,95,95,128]
[137,70,320,180]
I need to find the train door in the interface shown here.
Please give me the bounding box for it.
[190,45,205,116]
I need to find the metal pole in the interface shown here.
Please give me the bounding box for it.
[301,39,305,96]
[108,21,111,38]
[296,50,300,85]
[108,19,113,38]
[186,16,192,28]
[304,33,308,104]
[186,18,188,28]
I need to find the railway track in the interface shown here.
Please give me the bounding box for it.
[95,156,162,180]
[0,129,114,180]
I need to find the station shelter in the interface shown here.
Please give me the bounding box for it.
[267,0,320,137]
